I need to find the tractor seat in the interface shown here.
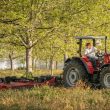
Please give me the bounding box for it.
[82,56,98,69]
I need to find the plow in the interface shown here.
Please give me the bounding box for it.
[0,36,110,90]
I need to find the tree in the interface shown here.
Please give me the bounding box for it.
[0,0,56,73]
[1,0,110,74]
[0,42,24,70]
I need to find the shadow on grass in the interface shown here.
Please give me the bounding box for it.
[0,104,49,110]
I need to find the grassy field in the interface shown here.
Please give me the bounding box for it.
[0,70,110,110]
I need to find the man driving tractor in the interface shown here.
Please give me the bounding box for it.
[85,43,98,68]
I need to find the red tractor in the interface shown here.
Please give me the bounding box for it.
[63,36,110,88]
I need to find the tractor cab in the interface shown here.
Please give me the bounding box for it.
[63,36,110,88]
[75,36,107,57]
[75,36,110,72]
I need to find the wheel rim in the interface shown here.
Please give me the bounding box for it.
[104,73,110,88]
[66,67,79,86]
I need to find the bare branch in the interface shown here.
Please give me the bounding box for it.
[94,22,110,28]
[12,55,24,60]
[71,9,88,16]
[8,41,25,47]
[30,28,54,48]
[35,27,53,30]
[0,18,20,25]
[18,35,28,48]
[13,33,28,48]
[0,33,12,38]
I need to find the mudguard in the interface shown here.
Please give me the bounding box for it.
[65,57,94,75]
[101,64,110,69]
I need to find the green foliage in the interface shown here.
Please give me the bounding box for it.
[0,0,110,69]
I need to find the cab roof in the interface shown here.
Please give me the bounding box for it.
[75,36,107,40]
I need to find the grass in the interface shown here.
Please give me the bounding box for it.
[0,70,110,110]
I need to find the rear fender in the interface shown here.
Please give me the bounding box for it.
[71,57,90,74]
[64,58,72,69]
[65,58,71,64]
[64,57,93,75]
[101,64,110,70]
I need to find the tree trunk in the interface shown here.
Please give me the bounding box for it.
[46,60,48,69]
[32,58,36,70]
[49,58,54,75]
[35,59,37,70]
[56,61,58,70]
[9,55,14,71]
[26,48,32,73]
[39,61,41,69]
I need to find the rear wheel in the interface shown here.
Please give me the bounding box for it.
[100,67,110,88]
[63,60,88,87]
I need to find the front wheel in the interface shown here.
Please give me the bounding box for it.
[100,67,110,88]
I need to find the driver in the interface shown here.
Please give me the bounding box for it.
[85,43,98,69]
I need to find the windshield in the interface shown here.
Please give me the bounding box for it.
[77,39,106,56]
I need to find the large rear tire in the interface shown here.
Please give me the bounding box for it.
[63,60,88,87]
[100,67,110,88]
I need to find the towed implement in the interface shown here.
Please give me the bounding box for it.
[0,75,62,90]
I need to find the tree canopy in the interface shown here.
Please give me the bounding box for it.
[0,0,110,73]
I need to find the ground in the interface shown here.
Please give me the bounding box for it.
[0,70,110,110]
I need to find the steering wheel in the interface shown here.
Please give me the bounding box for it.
[96,51,104,57]
[96,51,104,65]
